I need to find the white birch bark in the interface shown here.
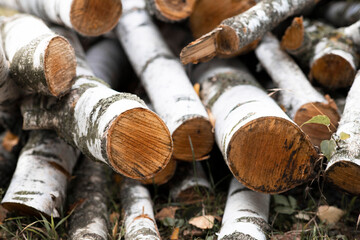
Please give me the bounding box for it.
[1,130,79,217]
[342,20,360,46]
[218,178,270,240]
[319,1,360,27]
[116,0,213,161]
[121,179,161,240]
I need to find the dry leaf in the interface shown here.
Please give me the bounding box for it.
[112,219,118,239]
[170,227,180,240]
[2,131,19,152]
[193,83,200,97]
[189,215,215,229]
[0,205,7,224]
[110,212,120,224]
[317,205,345,224]
[294,212,311,221]
[155,206,179,221]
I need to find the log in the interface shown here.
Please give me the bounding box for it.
[0,0,122,36]
[120,178,161,240]
[21,27,173,180]
[68,157,109,240]
[218,178,270,240]
[0,132,17,188]
[180,0,317,64]
[116,0,214,161]
[1,130,79,217]
[146,0,196,22]
[192,59,318,193]
[325,70,360,195]
[316,1,360,27]
[255,33,340,147]
[141,157,177,185]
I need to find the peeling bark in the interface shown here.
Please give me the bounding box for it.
[218,178,270,240]
[21,27,173,180]
[116,0,213,161]
[0,0,122,36]
[316,1,360,27]
[121,178,161,240]
[180,0,317,64]
[325,71,360,195]
[192,59,318,193]
[68,157,109,240]
[146,0,196,22]
[1,130,79,217]
[255,33,340,147]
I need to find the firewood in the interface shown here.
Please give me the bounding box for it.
[1,131,79,217]
[146,0,196,22]
[255,33,340,147]
[21,27,173,180]
[180,0,317,65]
[0,132,17,188]
[0,0,122,36]
[315,1,360,27]
[141,158,177,185]
[116,0,214,161]
[218,178,270,240]
[325,70,360,195]
[120,178,161,240]
[192,59,318,193]
[68,157,109,240]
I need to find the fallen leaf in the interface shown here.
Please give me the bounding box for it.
[170,227,180,240]
[155,206,179,221]
[340,132,350,140]
[189,215,215,229]
[2,131,19,152]
[193,83,200,97]
[317,205,345,224]
[112,219,118,239]
[110,212,120,224]
[0,205,7,224]
[294,212,311,221]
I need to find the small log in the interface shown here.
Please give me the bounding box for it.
[316,1,360,27]
[180,0,317,64]
[116,0,213,161]
[21,27,173,180]
[325,70,360,195]
[121,178,161,240]
[218,178,270,240]
[255,33,340,147]
[68,157,109,240]
[0,132,17,188]
[1,130,79,217]
[0,0,122,36]
[141,158,177,185]
[146,0,196,22]
[192,59,318,193]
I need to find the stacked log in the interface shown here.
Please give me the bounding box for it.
[147,0,196,22]
[315,1,360,27]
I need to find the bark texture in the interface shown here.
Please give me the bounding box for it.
[1,130,79,217]
[316,1,360,27]
[0,0,122,36]
[117,0,213,161]
[21,27,173,180]
[68,157,109,240]
[192,59,318,193]
[255,33,340,147]
[146,0,196,22]
[325,70,360,195]
[180,0,317,64]
[218,178,270,240]
[121,178,161,240]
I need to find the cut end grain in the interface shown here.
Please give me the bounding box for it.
[141,158,177,185]
[281,17,305,51]
[70,0,122,36]
[172,117,214,161]
[44,36,76,97]
[155,0,196,21]
[326,161,360,195]
[107,108,173,180]
[227,117,318,194]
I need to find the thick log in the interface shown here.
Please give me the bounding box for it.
[316,1,360,27]
[1,131,79,217]
[141,158,177,185]
[180,0,317,64]
[192,59,318,193]
[0,0,122,36]
[0,132,17,188]
[218,178,270,240]
[255,33,340,147]
[325,71,360,195]
[68,157,109,240]
[121,178,161,240]
[21,27,173,180]
[116,0,213,161]
[146,0,196,22]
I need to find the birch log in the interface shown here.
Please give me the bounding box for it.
[68,157,109,240]
[117,0,213,161]
[141,158,177,185]
[255,34,340,147]
[193,59,318,193]
[121,179,161,240]
[218,178,270,240]
[316,1,360,27]
[325,71,360,195]
[146,0,196,22]
[0,133,17,188]
[180,0,317,64]
[0,0,122,36]
[1,131,79,217]
[0,14,77,97]
[21,27,173,180]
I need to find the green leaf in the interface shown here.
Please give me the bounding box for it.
[320,139,337,159]
[161,217,176,227]
[340,132,350,140]
[288,196,297,209]
[300,115,331,131]
[273,195,290,207]
[274,206,295,215]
